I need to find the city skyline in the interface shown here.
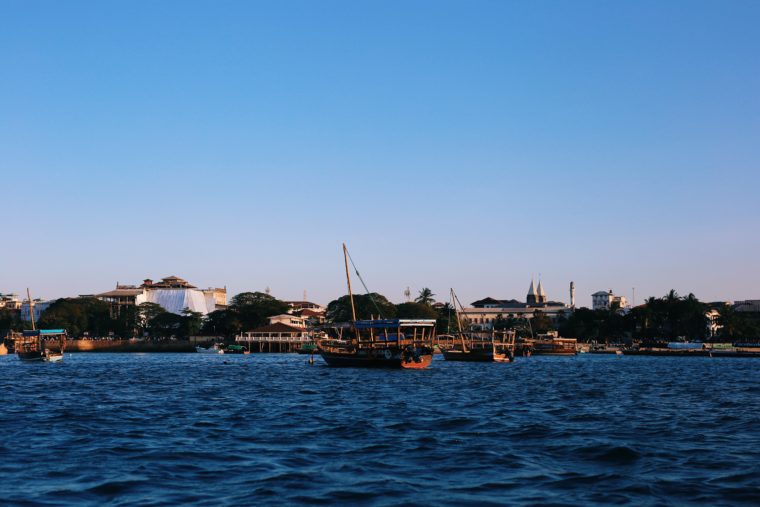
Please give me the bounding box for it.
[2,1,759,308]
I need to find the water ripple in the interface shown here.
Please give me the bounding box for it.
[1,354,759,505]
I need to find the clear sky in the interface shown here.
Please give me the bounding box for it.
[2,0,759,308]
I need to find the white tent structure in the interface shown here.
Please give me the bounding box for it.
[138,288,215,315]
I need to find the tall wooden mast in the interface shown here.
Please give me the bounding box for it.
[451,288,467,352]
[343,243,357,322]
[27,288,36,331]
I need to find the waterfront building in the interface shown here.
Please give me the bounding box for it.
[705,305,723,338]
[592,290,627,311]
[286,300,326,325]
[268,314,307,328]
[286,301,325,312]
[734,300,760,313]
[464,280,572,330]
[0,293,22,310]
[235,322,311,352]
[96,276,227,317]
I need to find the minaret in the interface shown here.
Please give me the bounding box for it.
[570,281,576,308]
[537,279,546,304]
[527,279,538,305]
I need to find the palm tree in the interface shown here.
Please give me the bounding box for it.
[415,288,435,306]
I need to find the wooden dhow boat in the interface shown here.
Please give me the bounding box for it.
[319,319,436,368]
[439,330,516,362]
[15,288,66,362]
[15,329,66,362]
[437,289,516,362]
[316,244,435,369]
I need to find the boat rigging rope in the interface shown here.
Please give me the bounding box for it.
[345,249,385,319]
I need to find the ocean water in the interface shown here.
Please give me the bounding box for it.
[0,353,758,506]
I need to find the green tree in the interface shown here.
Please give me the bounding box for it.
[111,305,138,338]
[137,302,166,332]
[150,312,183,338]
[180,308,203,338]
[0,308,23,334]
[230,291,290,331]
[530,310,554,334]
[395,302,438,319]
[38,297,112,337]
[326,293,397,322]
[434,302,457,333]
[202,309,242,337]
[415,288,435,306]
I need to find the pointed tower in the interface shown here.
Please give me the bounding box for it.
[527,279,538,305]
[537,279,547,304]
[570,281,576,308]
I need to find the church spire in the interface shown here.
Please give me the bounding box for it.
[537,279,546,303]
[527,278,538,305]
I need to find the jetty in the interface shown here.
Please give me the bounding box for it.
[235,323,315,353]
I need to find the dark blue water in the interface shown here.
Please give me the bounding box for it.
[1,354,758,506]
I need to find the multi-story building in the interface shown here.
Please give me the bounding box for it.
[462,280,572,330]
[734,300,760,313]
[0,293,22,310]
[268,314,307,328]
[592,290,627,311]
[96,276,227,317]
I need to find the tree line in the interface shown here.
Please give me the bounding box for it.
[557,290,759,342]
[2,288,758,341]
[0,288,448,339]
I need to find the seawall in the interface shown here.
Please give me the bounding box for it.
[55,339,196,353]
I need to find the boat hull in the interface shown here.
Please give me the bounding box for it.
[320,349,433,369]
[442,349,494,362]
[623,349,709,357]
[17,351,45,361]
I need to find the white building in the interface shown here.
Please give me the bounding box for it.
[592,290,627,311]
[268,314,307,328]
[0,293,22,310]
[96,276,227,316]
[463,280,572,330]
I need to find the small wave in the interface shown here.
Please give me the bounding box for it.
[577,444,641,464]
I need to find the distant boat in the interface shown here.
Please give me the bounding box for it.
[316,244,435,369]
[15,329,66,362]
[15,288,66,362]
[196,344,221,354]
[520,333,577,356]
[438,289,516,363]
[219,344,246,355]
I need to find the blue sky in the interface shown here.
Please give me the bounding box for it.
[2,0,759,307]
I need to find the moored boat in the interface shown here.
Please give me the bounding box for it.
[196,343,222,354]
[15,329,67,362]
[520,332,577,356]
[437,289,516,363]
[219,344,246,355]
[316,244,435,369]
[318,319,435,369]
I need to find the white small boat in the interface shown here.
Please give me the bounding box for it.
[196,344,221,354]
[43,350,64,363]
